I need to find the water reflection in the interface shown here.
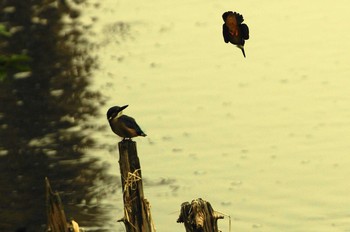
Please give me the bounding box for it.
[0,1,115,231]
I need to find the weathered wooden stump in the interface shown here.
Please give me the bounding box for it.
[118,140,155,232]
[45,177,80,232]
[177,198,224,232]
[46,177,69,232]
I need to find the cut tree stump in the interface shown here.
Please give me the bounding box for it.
[46,177,69,232]
[177,198,224,232]
[118,140,155,232]
[45,177,81,232]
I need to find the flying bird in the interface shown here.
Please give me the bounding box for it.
[107,105,146,140]
[222,11,250,57]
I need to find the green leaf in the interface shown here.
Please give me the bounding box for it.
[0,24,11,37]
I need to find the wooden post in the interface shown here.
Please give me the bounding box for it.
[177,198,224,232]
[45,178,80,232]
[118,140,155,232]
[46,177,69,232]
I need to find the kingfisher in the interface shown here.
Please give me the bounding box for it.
[107,105,147,140]
[222,11,250,58]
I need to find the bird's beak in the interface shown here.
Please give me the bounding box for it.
[237,45,246,58]
[120,105,129,110]
[241,47,246,58]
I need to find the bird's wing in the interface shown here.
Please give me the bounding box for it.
[240,23,249,40]
[233,12,244,24]
[120,115,146,135]
[222,24,230,43]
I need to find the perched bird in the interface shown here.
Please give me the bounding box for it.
[222,11,250,58]
[107,105,147,140]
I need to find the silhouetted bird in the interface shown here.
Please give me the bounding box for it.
[107,105,146,140]
[222,11,250,57]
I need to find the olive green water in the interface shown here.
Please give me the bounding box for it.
[1,0,350,231]
[90,0,350,231]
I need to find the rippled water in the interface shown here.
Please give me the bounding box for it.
[89,0,350,231]
[0,1,117,231]
[1,0,350,231]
